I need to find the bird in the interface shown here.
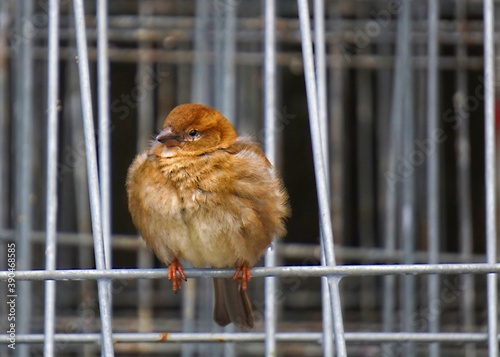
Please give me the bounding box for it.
[126,103,290,329]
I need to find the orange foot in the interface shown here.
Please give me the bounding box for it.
[232,263,251,292]
[167,259,187,293]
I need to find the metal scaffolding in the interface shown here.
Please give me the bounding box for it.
[0,0,499,356]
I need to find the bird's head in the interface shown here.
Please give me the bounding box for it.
[155,104,238,155]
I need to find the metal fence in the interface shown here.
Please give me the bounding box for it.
[0,0,499,356]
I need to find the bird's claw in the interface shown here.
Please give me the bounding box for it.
[168,259,187,293]
[232,264,251,292]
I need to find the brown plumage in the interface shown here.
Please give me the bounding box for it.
[126,103,290,329]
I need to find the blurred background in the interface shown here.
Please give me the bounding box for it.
[0,0,499,356]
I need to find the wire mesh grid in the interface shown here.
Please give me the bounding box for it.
[0,0,499,356]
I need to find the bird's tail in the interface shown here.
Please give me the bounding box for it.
[213,278,254,329]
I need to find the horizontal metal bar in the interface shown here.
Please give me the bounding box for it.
[1,263,500,282]
[24,17,500,47]
[4,47,490,69]
[0,332,499,344]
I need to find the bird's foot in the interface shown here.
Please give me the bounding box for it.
[167,259,187,293]
[232,263,251,292]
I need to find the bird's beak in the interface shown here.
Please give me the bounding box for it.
[156,127,182,147]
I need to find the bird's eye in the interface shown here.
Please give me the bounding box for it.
[188,129,198,137]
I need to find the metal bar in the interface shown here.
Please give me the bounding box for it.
[401,9,416,350]
[63,13,95,357]
[72,0,114,355]
[43,1,60,355]
[221,0,236,120]
[0,0,8,229]
[313,1,333,355]
[383,4,406,356]
[4,263,500,281]
[264,0,278,355]
[0,3,8,355]
[97,0,112,271]
[379,29,395,354]
[456,1,476,356]
[328,0,345,258]
[384,2,412,356]
[17,46,496,69]
[97,5,113,356]
[427,2,440,357]
[319,248,333,356]
[136,0,155,345]
[484,0,498,356]
[191,0,210,104]
[1,331,500,344]
[14,1,34,356]
[297,0,347,355]
[181,274,197,357]
[214,2,224,112]
[356,70,376,331]
[20,16,500,47]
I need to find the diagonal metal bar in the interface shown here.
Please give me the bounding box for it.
[72,0,114,355]
[313,0,333,355]
[97,2,114,352]
[297,0,346,355]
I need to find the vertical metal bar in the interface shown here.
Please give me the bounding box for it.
[377,11,395,356]
[191,0,210,105]
[181,277,197,357]
[313,1,333,355]
[14,1,34,356]
[355,46,376,332]
[456,1,475,356]
[264,1,278,356]
[0,0,8,229]
[0,3,8,355]
[43,1,60,356]
[72,0,114,355]
[484,0,498,356]
[214,2,224,113]
[400,2,415,353]
[136,2,154,346]
[427,0,440,357]
[319,247,333,357]
[384,1,412,356]
[97,0,111,271]
[329,1,344,254]
[297,1,346,355]
[427,1,440,357]
[401,61,416,357]
[221,0,236,120]
[97,4,113,350]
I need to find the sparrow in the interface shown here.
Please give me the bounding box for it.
[126,103,290,329]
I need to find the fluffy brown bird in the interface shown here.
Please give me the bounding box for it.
[126,103,290,329]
